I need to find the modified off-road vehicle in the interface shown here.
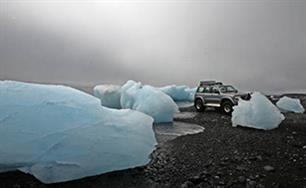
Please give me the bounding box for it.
[194,81,251,114]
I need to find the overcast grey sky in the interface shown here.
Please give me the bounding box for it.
[0,0,305,93]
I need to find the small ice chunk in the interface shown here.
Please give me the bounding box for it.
[232,92,285,130]
[159,85,196,102]
[93,84,121,109]
[120,80,179,123]
[276,96,305,113]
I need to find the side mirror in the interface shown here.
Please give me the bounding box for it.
[214,90,220,94]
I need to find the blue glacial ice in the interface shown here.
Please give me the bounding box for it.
[276,96,305,113]
[93,82,195,122]
[0,80,156,183]
[93,83,196,105]
[232,92,285,130]
[159,85,196,102]
[93,84,121,109]
[120,80,179,123]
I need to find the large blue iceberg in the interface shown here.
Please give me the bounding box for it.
[0,81,156,183]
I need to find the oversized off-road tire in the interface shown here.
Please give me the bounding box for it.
[195,99,205,112]
[221,101,233,115]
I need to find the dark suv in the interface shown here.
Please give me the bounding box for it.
[194,81,251,114]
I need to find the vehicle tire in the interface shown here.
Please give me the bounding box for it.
[195,99,205,112]
[221,101,233,115]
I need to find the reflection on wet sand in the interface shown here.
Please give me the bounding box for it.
[154,122,204,144]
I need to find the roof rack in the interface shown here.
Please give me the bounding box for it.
[199,81,223,86]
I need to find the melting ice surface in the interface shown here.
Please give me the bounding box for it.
[232,92,285,130]
[0,81,156,184]
[276,96,305,113]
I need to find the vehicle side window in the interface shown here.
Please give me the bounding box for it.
[197,87,204,93]
[212,86,219,93]
[220,87,226,93]
[203,86,211,93]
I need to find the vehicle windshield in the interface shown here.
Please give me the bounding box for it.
[220,85,237,93]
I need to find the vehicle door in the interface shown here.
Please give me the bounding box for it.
[196,86,205,98]
[202,85,214,104]
[210,85,222,104]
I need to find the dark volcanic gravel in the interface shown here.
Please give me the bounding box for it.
[1,96,306,188]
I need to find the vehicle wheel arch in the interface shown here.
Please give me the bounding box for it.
[195,97,205,104]
[221,98,234,105]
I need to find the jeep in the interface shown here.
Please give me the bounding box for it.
[194,81,251,114]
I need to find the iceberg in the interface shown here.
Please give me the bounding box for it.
[120,80,179,123]
[0,80,156,184]
[159,85,196,102]
[276,96,305,113]
[232,92,285,130]
[93,84,121,109]
[92,81,182,122]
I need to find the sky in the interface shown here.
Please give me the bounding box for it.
[0,0,305,93]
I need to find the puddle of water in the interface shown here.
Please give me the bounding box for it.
[174,112,197,119]
[153,122,204,144]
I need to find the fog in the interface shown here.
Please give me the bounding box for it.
[0,0,305,93]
